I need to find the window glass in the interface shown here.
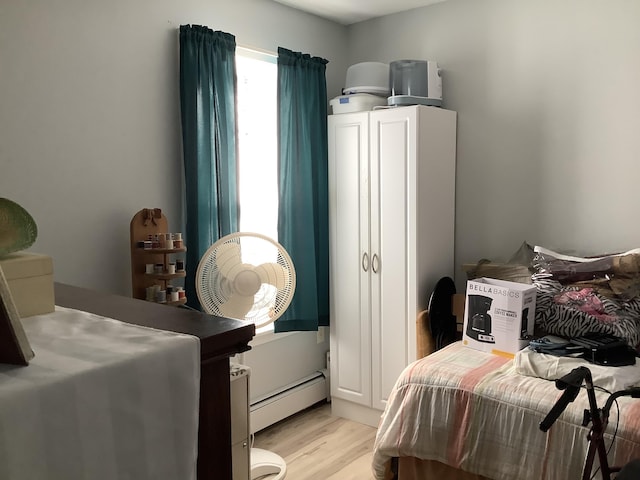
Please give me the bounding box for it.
[236,47,278,242]
[236,47,279,335]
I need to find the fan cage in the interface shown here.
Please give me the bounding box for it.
[196,233,296,329]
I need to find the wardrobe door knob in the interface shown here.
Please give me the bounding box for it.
[362,252,369,272]
[372,254,380,274]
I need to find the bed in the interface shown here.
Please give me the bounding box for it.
[372,341,640,480]
[373,247,640,479]
[383,278,640,480]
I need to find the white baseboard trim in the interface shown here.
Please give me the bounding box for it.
[250,372,328,433]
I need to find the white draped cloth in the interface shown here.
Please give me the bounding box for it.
[514,346,640,392]
[0,306,200,480]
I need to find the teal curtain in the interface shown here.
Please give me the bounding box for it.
[275,47,329,332]
[179,25,238,309]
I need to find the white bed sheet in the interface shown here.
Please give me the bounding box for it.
[0,306,200,480]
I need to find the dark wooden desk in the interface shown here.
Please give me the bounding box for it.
[55,283,255,480]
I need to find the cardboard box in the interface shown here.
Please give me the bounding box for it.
[0,252,55,318]
[462,277,536,357]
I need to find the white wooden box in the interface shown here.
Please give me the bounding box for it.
[0,252,54,318]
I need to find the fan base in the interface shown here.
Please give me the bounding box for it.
[251,447,287,479]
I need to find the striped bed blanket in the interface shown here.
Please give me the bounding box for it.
[372,342,640,480]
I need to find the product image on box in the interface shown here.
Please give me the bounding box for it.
[521,307,530,337]
[466,295,494,343]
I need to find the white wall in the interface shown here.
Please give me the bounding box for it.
[0,0,348,295]
[347,0,640,290]
[0,0,342,413]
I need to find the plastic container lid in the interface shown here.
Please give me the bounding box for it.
[344,62,389,96]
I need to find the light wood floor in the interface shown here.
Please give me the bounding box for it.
[253,401,378,480]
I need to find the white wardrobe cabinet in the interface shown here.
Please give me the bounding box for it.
[328,105,457,427]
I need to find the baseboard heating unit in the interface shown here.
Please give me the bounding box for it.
[250,370,329,433]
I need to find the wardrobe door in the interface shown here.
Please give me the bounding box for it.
[369,107,417,410]
[328,112,372,407]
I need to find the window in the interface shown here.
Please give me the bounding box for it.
[236,47,278,242]
[236,47,280,335]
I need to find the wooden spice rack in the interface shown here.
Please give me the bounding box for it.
[129,208,187,305]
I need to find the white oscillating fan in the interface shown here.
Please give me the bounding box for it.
[196,232,295,480]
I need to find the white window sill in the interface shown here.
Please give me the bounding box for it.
[249,324,297,347]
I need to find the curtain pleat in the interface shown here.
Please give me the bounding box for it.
[275,47,329,332]
[179,25,238,310]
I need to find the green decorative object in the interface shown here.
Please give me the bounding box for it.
[0,198,38,256]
